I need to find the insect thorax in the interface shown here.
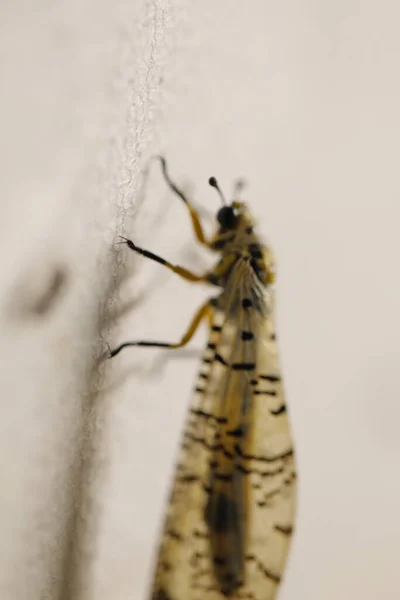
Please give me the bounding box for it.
[209,229,273,320]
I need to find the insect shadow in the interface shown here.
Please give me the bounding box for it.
[7,264,69,319]
[101,345,203,394]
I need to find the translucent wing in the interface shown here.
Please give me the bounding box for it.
[235,296,296,599]
[150,268,296,600]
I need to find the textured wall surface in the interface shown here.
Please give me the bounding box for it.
[1,2,400,600]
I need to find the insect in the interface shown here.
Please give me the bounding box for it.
[109,157,296,600]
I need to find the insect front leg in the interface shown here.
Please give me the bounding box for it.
[109,300,215,358]
[156,156,214,248]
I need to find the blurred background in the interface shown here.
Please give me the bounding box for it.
[1,1,399,599]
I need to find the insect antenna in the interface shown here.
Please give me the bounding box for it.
[208,176,227,206]
[232,178,246,200]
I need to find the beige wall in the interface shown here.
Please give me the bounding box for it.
[1,1,399,599]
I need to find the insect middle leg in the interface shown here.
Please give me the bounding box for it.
[109,300,215,358]
[118,236,211,283]
[118,236,236,286]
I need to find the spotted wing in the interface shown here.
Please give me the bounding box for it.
[232,297,296,600]
[150,289,296,600]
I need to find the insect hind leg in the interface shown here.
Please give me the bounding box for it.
[108,300,215,358]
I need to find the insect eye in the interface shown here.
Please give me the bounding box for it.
[217,205,238,230]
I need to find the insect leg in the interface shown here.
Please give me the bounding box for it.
[118,236,209,283]
[156,156,212,248]
[109,300,214,358]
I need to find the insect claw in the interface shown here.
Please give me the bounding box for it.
[115,236,136,250]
